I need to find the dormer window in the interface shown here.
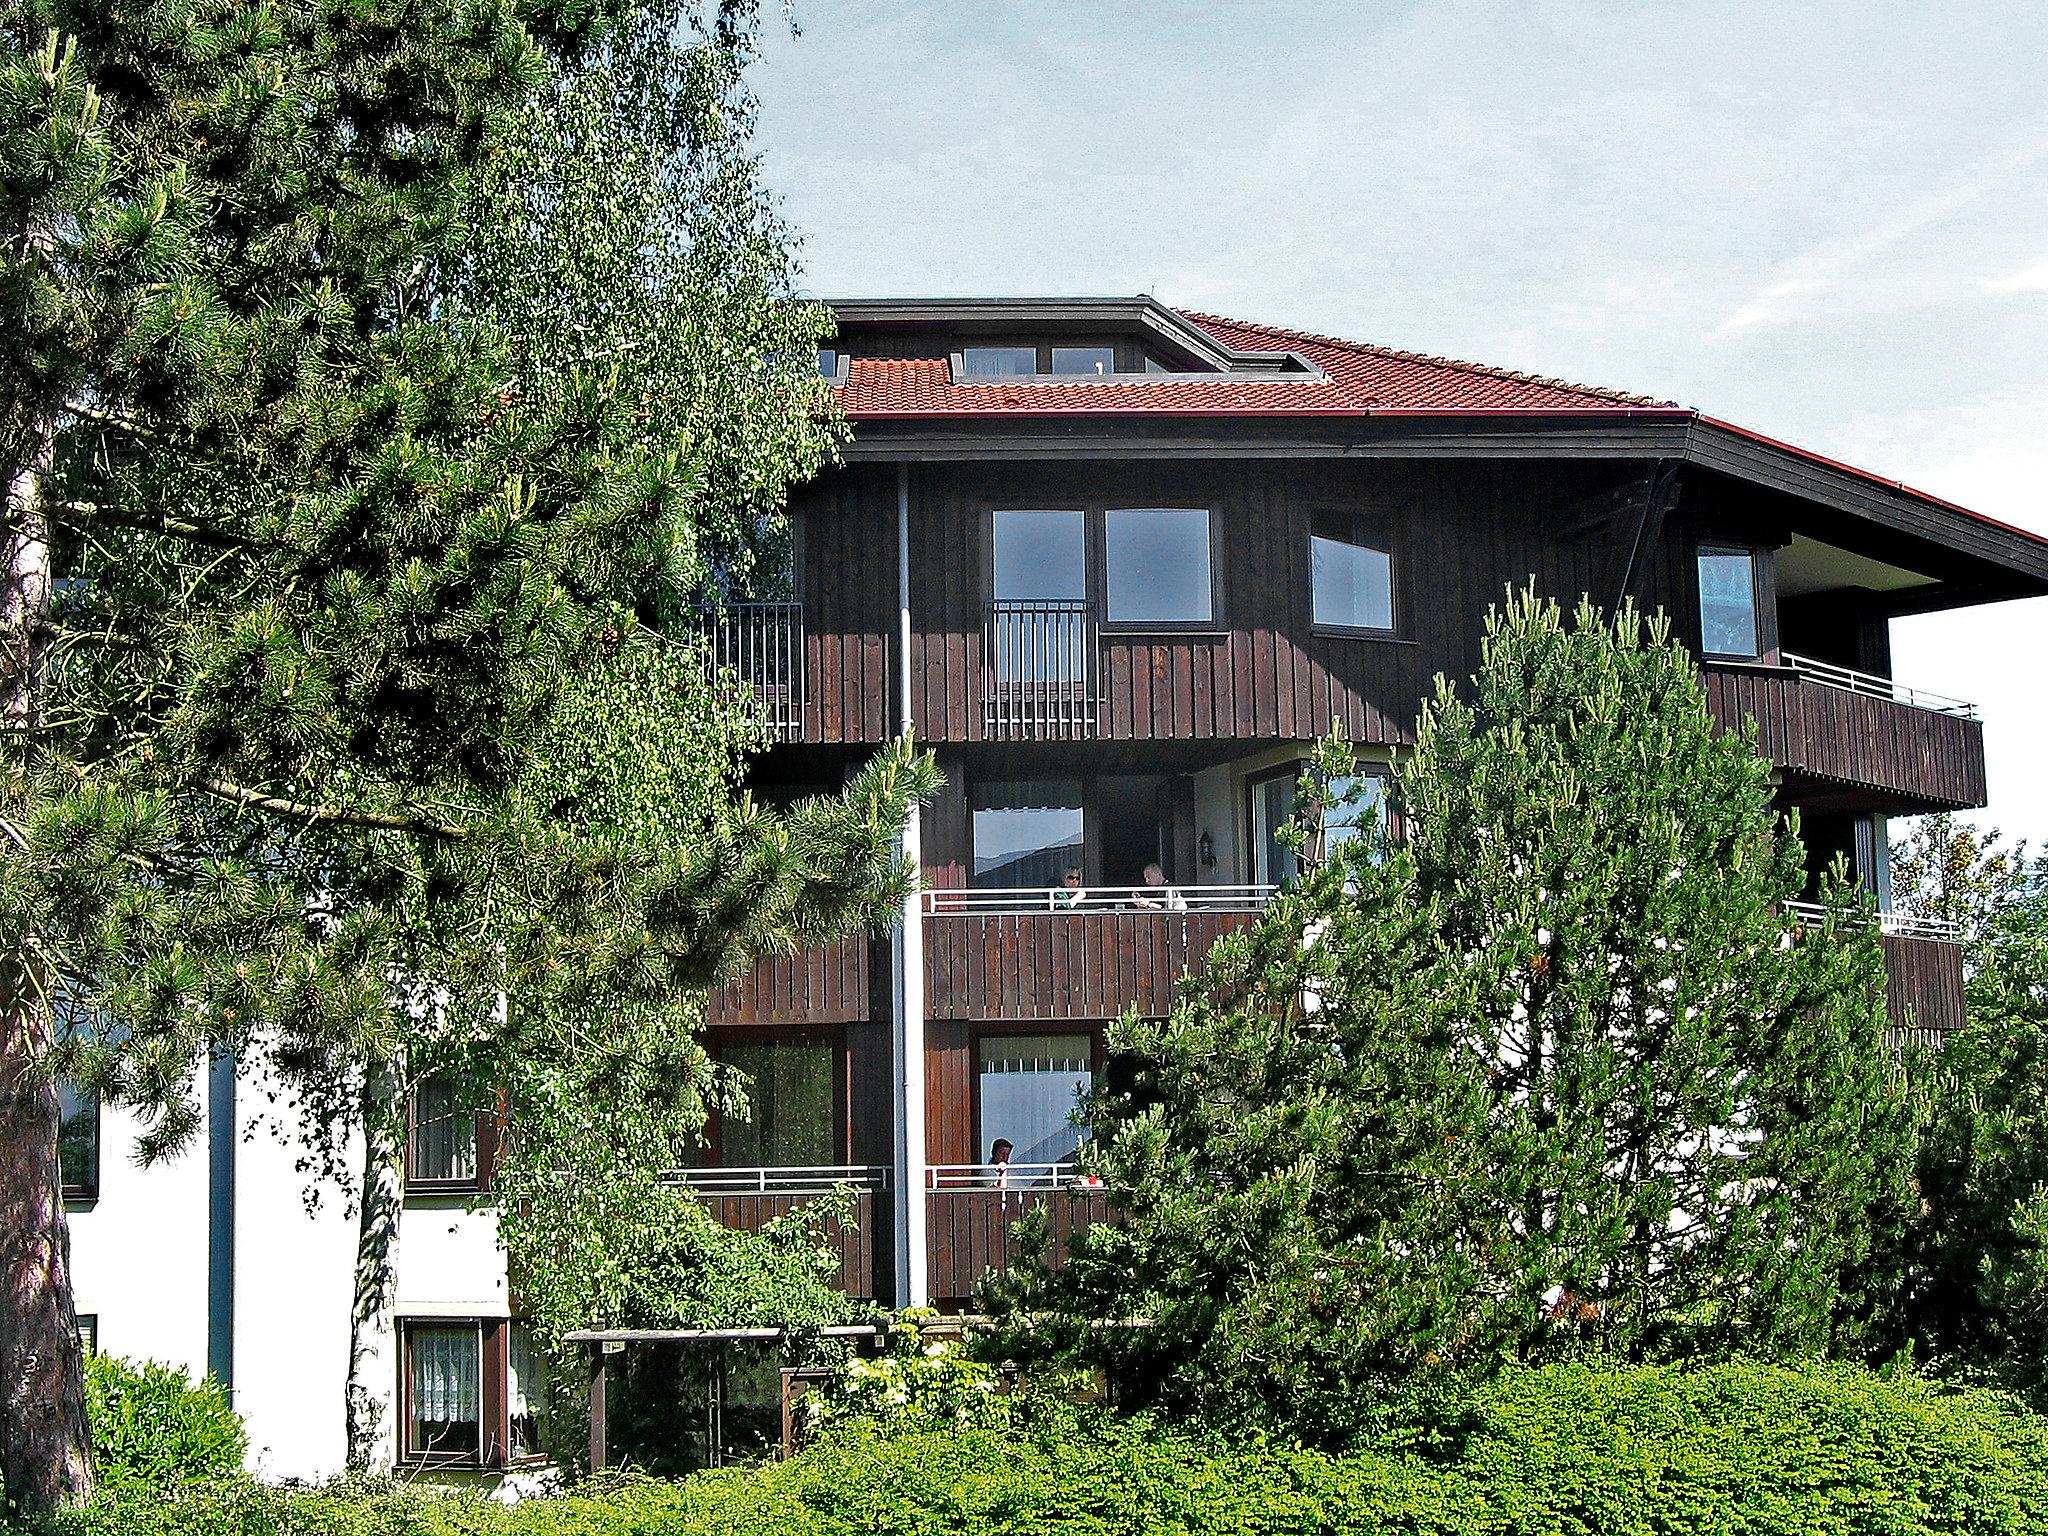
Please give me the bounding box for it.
[1051,346,1115,376]
[961,346,1039,378]
[816,348,839,379]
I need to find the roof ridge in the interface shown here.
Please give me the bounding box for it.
[1177,309,1679,410]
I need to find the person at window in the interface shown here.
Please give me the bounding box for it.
[1131,862,1188,911]
[1049,868,1086,910]
[985,1137,1015,1188]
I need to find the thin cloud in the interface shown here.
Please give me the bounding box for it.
[1986,257,2048,294]
[1711,132,2048,338]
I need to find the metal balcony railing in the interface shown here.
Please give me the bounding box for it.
[921,883,1275,915]
[926,1163,1103,1191]
[1781,652,1978,720]
[1783,899,1965,943]
[694,601,806,735]
[664,1164,889,1195]
[983,600,1097,738]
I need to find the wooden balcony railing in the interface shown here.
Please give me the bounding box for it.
[921,885,1272,1021]
[1784,900,1967,1044]
[1702,660,1986,811]
[983,600,1097,740]
[669,1168,886,1300]
[697,601,806,737]
[703,935,868,1026]
[925,1167,1113,1303]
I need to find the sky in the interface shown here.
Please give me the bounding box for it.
[749,2,2048,846]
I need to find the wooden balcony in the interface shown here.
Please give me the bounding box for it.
[920,887,1271,1021]
[675,1170,886,1300]
[1702,656,1985,812]
[926,1167,1113,1304]
[703,937,869,1026]
[697,601,807,738]
[1882,931,1966,1046]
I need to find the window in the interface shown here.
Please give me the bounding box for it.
[1698,546,1759,658]
[507,1323,544,1461]
[1248,768,1300,886]
[815,348,839,379]
[1051,346,1115,376]
[1311,513,1395,632]
[76,1314,97,1357]
[406,1323,482,1461]
[978,1033,1093,1167]
[972,781,1084,888]
[718,1037,838,1167]
[59,1082,98,1200]
[1320,773,1391,862]
[992,510,1087,601]
[1104,508,1213,624]
[960,345,1038,377]
[407,1075,478,1188]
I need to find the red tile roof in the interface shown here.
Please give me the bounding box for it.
[836,308,1687,420]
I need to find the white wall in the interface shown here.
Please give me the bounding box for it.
[66,1101,211,1379]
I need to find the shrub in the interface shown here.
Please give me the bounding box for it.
[81,1355,246,1498]
[31,1360,2048,1536]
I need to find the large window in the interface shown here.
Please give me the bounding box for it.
[992,510,1087,601]
[1320,773,1391,862]
[406,1323,483,1461]
[59,1082,98,1200]
[718,1037,838,1167]
[960,345,1038,377]
[407,1075,479,1188]
[1104,508,1213,624]
[1310,512,1395,632]
[1251,765,1391,883]
[1051,345,1115,376]
[978,1033,1094,1168]
[507,1323,544,1461]
[972,781,1085,888]
[1698,546,1760,658]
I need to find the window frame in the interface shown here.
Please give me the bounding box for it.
[971,1023,1104,1170]
[1696,542,1764,660]
[1307,507,1401,639]
[703,1026,850,1170]
[58,1082,100,1203]
[956,344,1042,378]
[1049,345,1116,377]
[969,777,1089,890]
[985,502,1225,635]
[399,1317,546,1470]
[403,1076,502,1196]
[1246,761,1397,884]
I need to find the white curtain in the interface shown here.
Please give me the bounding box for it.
[410,1077,476,1182]
[411,1327,480,1425]
[979,1034,1093,1166]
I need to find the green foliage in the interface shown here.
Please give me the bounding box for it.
[1881,817,2048,1407]
[31,1362,2048,1536]
[802,1313,1006,1436]
[991,590,1910,1440]
[80,1356,245,1499]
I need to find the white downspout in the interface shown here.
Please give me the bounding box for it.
[893,462,930,1308]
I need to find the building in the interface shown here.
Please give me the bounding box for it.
[61,296,2048,1477]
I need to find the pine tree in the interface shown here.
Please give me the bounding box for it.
[992,592,1909,1442]
[1,0,924,1504]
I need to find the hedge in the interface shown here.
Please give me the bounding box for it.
[26,1360,2048,1536]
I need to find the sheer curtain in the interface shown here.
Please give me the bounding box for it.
[978,1034,1094,1167]
[410,1326,480,1445]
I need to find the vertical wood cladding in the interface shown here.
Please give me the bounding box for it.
[922,910,1256,1021]
[702,938,869,1026]
[697,1192,879,1299]
[1882,934,1967,1044]
[926,1190,1112,1304]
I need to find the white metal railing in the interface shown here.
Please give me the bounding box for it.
[695,601,806,734]
[921,883,1275,916]
[925,1163,1104,1192]
[664,1164,889,1195]
[984,600,1097,737]
[1783,899,1965,944]
[1780,652,1978,720]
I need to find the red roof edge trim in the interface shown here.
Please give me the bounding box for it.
[1698,417,2048,549]
[841,405,1697,423]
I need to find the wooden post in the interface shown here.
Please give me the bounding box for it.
[588,1344,609,1472]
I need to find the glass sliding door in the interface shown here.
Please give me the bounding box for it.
[977,1033,1094,1168]
[972,780,1085,888]
[990,510,1089,686]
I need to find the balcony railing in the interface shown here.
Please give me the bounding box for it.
[925,1162,1103,1191]
[984,600,1097,739]
[665,1164,890,1194]
[1781,652,1978,720]
[695,601,806,735]
[1782,899,1965,943]
[921,883,1274,916]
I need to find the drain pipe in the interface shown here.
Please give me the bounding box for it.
[893,462,929,1308]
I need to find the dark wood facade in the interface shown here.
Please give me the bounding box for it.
[926,1189,1112,1305]
[923,909,1254,1022]
[1882,934,1968,1046]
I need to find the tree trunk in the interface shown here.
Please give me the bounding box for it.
[344,1056,406,1472]
[0,453,95,1511]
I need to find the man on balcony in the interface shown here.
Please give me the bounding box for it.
[1132,862,1188,912]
